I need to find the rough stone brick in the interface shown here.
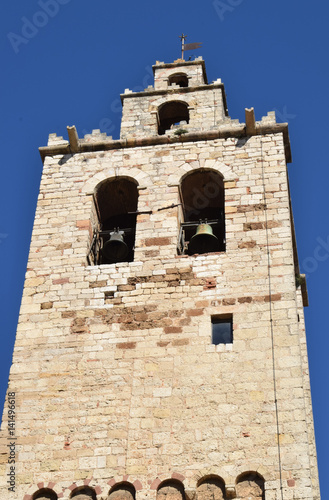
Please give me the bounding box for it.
[238,297,252,304]
[243,222,264,231]
[265,293,281,302]
[222,298,236,305]
[238,240,257,249]
[52,278,70,285]
[203,278,216,289]
[116,342,137,349]
[70,318,88,334]
[186,309,203,316]
[145,237,171,246]
[172,339,189,346]
[164,327,182,334]
[157,341,170,347]
[41,302,53,310]
[62,310,76,318]
[237,203,266,213]
[89,281,107,288]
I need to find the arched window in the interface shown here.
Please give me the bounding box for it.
[235,472,265,500]
[168,73,188,88]
[32,489,58,500]
[88,177,138,265]
[70,486,97,500]
[107,482,136,500]
[157,480,185,500]
[178,169,225,255]
[196,476,226,500]
[158,101,189,135]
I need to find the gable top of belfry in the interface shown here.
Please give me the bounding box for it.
[152,56,208,84]
[39,56,291,163]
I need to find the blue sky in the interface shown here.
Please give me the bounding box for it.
[0,0,328,496]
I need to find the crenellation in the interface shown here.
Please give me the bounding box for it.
[47,133,68,146]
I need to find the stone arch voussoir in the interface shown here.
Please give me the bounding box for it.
[168,160,234,187]
[24,482,63,500]
[235,467,269,484]
[82,167,150,194]
[192,470,228,490]
[150,473,188,490]
[64,479,102,499]
[155,95,190,110]
[107,476,143,493]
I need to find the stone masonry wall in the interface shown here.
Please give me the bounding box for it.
[120,87,227,139]
[0,133,320,500]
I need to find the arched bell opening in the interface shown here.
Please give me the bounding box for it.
[88,177,139,265]
[107,482,136,500]
[168,73,189,88]
[178,169,225,255]
[158,101,189,135]
[70,486,97,500]
[196,476,226,500]
[32,489,58,500]
[235,472,265,500]
[157,479,186,500]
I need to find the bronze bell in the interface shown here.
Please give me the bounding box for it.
[188,223,220,255]
[102,229,129,262]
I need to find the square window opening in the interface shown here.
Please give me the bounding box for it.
[211,316,233,345]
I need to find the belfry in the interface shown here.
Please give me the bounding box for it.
[0,55,321,500]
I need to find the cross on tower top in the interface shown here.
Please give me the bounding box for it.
[179,33,202,60]
[179,33,187,59]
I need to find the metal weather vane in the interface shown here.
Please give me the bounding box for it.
[179,33,202,60]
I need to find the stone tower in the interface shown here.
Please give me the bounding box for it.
[0,57,321,500]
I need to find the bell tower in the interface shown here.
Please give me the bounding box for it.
[120,58,227,139]
[0,56,321,500]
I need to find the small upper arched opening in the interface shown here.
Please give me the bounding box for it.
[32,489,58,500]
[88,176,139,265]
[235,472,265,499]
[158,101,189,135]
[178,169,225,255]
[168,73,189,88]
[107,482,136,500]
[70,486,97,500]
[157,479,186,500]
[196,476,226,500]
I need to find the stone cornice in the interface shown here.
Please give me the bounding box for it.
[39,119,291,163]
[120,82,225,102]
